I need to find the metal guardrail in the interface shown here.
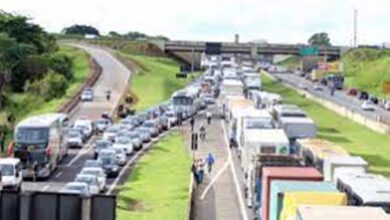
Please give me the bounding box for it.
[57,58,103,114]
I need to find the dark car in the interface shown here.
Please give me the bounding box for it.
[369,95,379,105]
[347,88,358,96]
[358,91,369,100]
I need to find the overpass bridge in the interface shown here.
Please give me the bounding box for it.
[163,41,341,58]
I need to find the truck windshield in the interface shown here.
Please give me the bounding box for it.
[173,97,193,105]
[0,164,14,176]
[15,127,48,144]
[246,119,274,129]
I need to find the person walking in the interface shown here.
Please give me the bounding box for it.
[198,160,205,184]
[205,153,215,173]
[206,111,212,125]
[199,125,206,141]
[191,161,200,184]
[190,117,195,131]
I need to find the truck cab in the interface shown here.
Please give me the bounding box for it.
[0,158,22,191]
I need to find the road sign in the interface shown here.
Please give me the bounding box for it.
[383,81,390,94]
[205,42,222,55]
[299,46,319,56]
[191,133,198,151]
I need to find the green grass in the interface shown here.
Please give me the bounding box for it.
[116,132,191,220]
[262,74,390,176]
[277,56,300,70]
[117,52,199,111]
[342,49,390,97]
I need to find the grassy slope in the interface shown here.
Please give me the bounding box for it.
[5,45,90,120]
[342,49,390,97]
[262,74,390,176]
[117,52,197,111]
[116,132,191,220]
[276,56,300,70]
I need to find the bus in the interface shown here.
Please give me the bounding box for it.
[12,113,69,179]
[171,87,201,119]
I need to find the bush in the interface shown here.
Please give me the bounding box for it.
[27,72,69,101]
[46,52,73,80]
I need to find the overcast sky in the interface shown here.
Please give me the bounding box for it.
[1,0,389,45]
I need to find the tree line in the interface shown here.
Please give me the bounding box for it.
[0,11,74,106]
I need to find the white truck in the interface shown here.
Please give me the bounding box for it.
[248,90,282,109]
[0,158,23,191]
[220,79,244,99]
[243,72,261,91]
[271,104,316,141]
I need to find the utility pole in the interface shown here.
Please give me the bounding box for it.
[353,9,358,48]
[191,47,194,73]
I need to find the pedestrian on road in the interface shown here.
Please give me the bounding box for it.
[205,153,215,173]
[0,131,5,153]
[206,111,212,125]
[190,117,195,131]
[191,161,200,184]
[198,160,205,184]
[199,125,206,141]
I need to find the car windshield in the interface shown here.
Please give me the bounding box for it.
[69,132,80,138]
[100,157,115,165]
[117,138,130,144]
[0,164,14,176]
[144,122,155,127]
[96,141,110,148]
[15,127,48,144]
[75,176,94,184]
[166,112,175,117]
[281,112,306,118]
[129,133,139,139]
[114,148,123,154]
[82,170,100,176]
[96,120,107,125]
[84,160,101,167]
[245,119,274,129]
[66,184,86,191]
[107,127,119,132]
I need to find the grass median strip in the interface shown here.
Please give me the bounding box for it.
[116,52,200,111]
[116,132,191,220]
[262,74,390,176]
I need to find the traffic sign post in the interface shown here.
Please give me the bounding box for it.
[299,46,319,56]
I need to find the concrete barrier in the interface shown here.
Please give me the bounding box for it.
[262,70,390,135]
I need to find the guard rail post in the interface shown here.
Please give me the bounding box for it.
[81,196,91,220]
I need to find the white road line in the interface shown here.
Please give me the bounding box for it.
[42,185,50,192]
[55,171,63,178]
[66,138,95,167]
[221,120,249,220]
[199,161,229,200]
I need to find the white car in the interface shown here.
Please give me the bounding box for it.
[74,119,94,138]
[164,111,178,128]
[313,83,323,91]
[103,125,121,142]
[361,100,376,111]
[80,167,107,192]
[74,174,100,195]
[113,137,134,155]
[80,88,94,101]
[112,146,127,166]
[60,182,90,196]
[0,158,23,191]
[119,119,136,131]
[67,131,83,148]
[95,118,112,132]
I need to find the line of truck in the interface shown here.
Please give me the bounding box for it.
[202,55,390,220]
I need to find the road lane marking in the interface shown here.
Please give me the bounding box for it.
[66,138,95,167]
[55,171,63,178]
[221,120,249,220]
[199,161,229,200]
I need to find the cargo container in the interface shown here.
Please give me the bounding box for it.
[298,138,349,171]
[297,205,389,220]
[261,167,322,220]
[271,105,316,140]
[337,173,390,213]
[269,181,338,220]
[323,156,368,183]
[279,192,347,220]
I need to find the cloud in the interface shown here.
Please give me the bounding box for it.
[1,0,389,45]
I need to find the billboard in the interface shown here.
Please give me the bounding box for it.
[316,61,343,72]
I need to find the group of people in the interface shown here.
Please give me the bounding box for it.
[191,153,215,185]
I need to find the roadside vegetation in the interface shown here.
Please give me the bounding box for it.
[0,11,90,147]
[342,48,390,97]
[116,52,198,111]
[276,55,300,70]
[262,74,390,176]
[116,132,191,220]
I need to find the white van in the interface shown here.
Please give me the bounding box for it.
[0,158,23,191]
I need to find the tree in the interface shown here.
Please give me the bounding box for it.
[308,32,331,46]
[46,52,73,80]
[108,31,122,38]
[62,25,100,36]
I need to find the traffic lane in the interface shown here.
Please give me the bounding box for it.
[273,73,387,122]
